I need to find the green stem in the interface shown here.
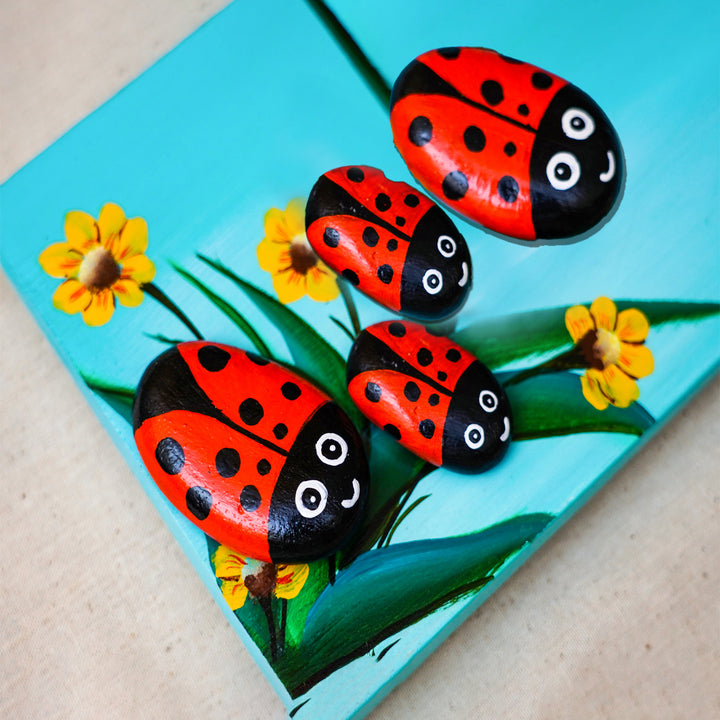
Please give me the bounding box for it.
[383,494,431,547]
[143,282,203,340]
[338,277,362,337]
[502,345,586,387]
[305,0,392,110]
[259,596,278,663]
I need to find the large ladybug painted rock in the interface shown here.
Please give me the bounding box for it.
[390,47,624,241]
[347,321,511,473]
[306,165,471,320]
[133,341,369,563]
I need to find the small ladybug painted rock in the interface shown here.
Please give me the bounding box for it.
[347,321,511,473]
[133,341,369,563]
[390,47,624,241]
[306,165,471,320]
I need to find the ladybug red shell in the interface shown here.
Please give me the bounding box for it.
[347,321,511,473]
[133,341,368,563]
[390,47,624,241]
[306,165,471,320]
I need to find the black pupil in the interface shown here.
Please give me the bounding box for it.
[571,116,585,129]
[428,274,440,287]
[302,489,321,509]
[470,429,481,441]
[482,397,497,410]
[322,439,342,460]
[441,239,454,254]
[555,163,571,179]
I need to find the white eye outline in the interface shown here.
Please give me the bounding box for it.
[437,235,457,258]
[464,423,485,450]
[546,152,581,191]
[561,107,595,140]
[295,480,328,519]
[315,432,348,466]
[422,268,443,295]
[479,390,499,412]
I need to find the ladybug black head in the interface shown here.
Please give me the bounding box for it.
[442,361,512,473]
[267,402,369,562]
[530,83,624,239]
[401,205,472,320]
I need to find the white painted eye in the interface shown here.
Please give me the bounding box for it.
[437,235,457,258]
[315,433,348,466]
[546,152,581,190]
[562,107,595,140]
[479,390,498,412]
[464,423,485,450]
[423,268,443,294]
[295,480,328,519]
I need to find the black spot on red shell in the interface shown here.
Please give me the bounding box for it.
[446,348,461,362]
[377,264,394,284]
[404,193,420,207]
[343,269,360,286]
[362,227,379,247]
[518,103,530,116]
[365,382,382,402]
[437,371,448,381]
[215,447,241,478]
[409,116,433,146]
[384,423,401,440]
[156,437,184,475]
[347,167,365,182]
[498,176,519,204]
[257,458,271,476]
[463,126,486,152]
[504,142,517,157]
[240,485,261,512]
[417,348,433,366]
[247,353,270,366]
[239,398,264,425]
[388,322,406,337]
[273,423,288,439]
[186,486,212,520]
[281,382,302,400]
[375,193,391,212]
[198,345,230,372]
[396,216,406,227]
[428,393,440,406]
[323,227,340,248]
[419,419,435,439]
[532,72,553,90]
[442,171,468,201]
[481,79,504,106]
[404,381,421,402]
[437,47,460,59]
[387,238,398,251]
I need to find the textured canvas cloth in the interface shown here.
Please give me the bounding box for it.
[1,2,718,719]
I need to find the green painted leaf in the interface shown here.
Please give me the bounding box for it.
[454,300,720,370]
[274,513,553,696]
[198,254,364,429]
[82,375,135,425]
[503,371,655,439]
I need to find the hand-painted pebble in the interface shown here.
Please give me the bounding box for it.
[133,341,369,563]
[390,47,624,241]
[306,165,472,320]
[347,321,511,473]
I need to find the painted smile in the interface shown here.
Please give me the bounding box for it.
[599,150,616,183]
[341,478,361,508]
[500,416,511,442]
[458,261,469,287]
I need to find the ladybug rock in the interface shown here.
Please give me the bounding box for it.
[390,47,624,241]
[133,341,369,563]
[347,321,511,473]
[306,165,471,320]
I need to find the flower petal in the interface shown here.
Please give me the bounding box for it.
[52,279,92,314]
[98,203,127,241]
[273,273,307,304]
[116,217,149,261]
[283,197,307,237]
[589,296,617,332]
[113,279,145,307]
[82,289,115,326]
[257,236,290,273]
[565,304,594,343]
[263,206,294,244]
[597,365,640,408]
[121,253,156,284]
[39,243,83,278]
[616,308,650,343]
[306,265,340,302]
[64,210,99,252]
[219,579,249,611]
[581,369,610,411]
[617,342,654,379]
[274,563,309,600]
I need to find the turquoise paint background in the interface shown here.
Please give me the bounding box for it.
[1,1,719,718]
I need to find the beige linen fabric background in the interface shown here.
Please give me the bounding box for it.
[1,2,718,718]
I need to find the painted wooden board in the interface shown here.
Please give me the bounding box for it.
[1,2,718,719]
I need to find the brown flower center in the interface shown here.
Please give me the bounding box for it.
[78,247,121,291]
[289,235,318,276]
[580,328,621,369]
[244,563,277,598]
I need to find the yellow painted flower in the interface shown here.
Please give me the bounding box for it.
[38,202,155,326]
[257,197,339,304]
[565,297,654,410]
[212,545,309,611]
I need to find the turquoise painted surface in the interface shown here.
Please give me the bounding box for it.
[1,1,719,718]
